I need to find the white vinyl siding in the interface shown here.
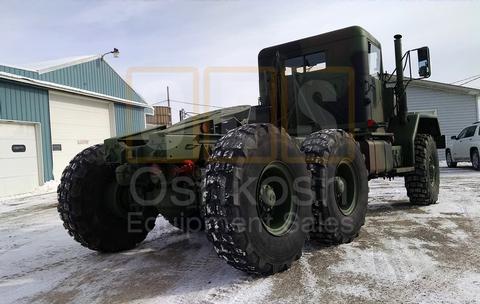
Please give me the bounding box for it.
[407,86,478,159]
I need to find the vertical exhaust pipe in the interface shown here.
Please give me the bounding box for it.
[394,34,407,124]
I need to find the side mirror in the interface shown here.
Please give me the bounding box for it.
[417,47,431,78]
[451,136,457,140]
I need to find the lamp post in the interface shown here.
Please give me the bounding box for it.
[101,48,120,60]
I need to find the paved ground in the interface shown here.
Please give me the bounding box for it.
[1,166,479,303]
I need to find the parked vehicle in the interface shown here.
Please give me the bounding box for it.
[57,26,445,275]
[446,122,480,170]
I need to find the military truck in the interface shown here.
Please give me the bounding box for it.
[57,26,445,275]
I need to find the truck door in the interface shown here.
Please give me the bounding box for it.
[453,127,468,160]
[367,42,384,126]
[457,126,476,160]
[475,125,480,147]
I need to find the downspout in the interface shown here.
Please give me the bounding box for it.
[477,95,480,121]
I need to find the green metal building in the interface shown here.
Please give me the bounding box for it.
[0,55,151,196]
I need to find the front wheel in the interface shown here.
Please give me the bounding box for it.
[405,134,440,205]
[446,150,457,168]
[472,149,480,171]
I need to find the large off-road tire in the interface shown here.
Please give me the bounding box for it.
[57,144,158,252]
[204,124,313,275]
[446,149,457,168]
[301,129,369,244]
[471,149,480,171]
[405,134,440,205]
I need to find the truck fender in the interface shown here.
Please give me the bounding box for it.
[417,116,446,149]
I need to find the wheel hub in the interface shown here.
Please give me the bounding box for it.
[260,184,277,208]
[335,176,346,196]
[335,161,358,216]
[256,162,295,236]
[105,182,134,219]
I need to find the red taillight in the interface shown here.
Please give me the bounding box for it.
[176,160,195,175]
[367,119,377,128]
[183,160,194,168]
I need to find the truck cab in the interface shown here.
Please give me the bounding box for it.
[254,26,444,177]
[256,26,384,134]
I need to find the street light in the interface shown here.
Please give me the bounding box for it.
[101,48,120,60]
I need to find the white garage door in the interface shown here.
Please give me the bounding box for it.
[0,122,40,197]
[49,92,113,179]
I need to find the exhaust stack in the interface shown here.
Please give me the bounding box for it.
[394,34,407,124]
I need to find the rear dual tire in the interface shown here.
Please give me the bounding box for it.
[204,126,369,274]
[301,130,369,244]
[204,124,313,275]
[57,145,158,252]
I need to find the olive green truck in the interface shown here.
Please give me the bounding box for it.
[58,26,445,275]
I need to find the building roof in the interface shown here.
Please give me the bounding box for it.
[0,71,152,109]
[19,55,101,74]
[398,77,480,96]
[0,55,148,106]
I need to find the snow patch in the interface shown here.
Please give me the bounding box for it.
[0,180,58,214]
[299,254,321,299]
[334,284,371,299]
[330,238,438,283]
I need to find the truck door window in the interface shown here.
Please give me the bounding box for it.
[284,56,304,75]
[368,42,381,78]
[305,52,326,72]
[458,128,468,139]
[465,126,476,138]
[284,52,326,75]
[283,51,350,136]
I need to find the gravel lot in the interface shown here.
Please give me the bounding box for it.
[1,166,479,304]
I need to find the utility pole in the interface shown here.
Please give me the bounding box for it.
[167,86,171,108]
[179,108,185,121]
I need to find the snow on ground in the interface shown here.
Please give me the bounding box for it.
[0,165,479,303]
[0,181,58,214]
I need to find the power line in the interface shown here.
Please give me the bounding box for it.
[458,76,480,86]
[152,99,224,109]
[451,74,480,85]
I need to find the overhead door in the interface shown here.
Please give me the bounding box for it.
[49,92,113,179]
[0,122,40,197]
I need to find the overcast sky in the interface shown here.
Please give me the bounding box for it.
[1,0,479,121]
